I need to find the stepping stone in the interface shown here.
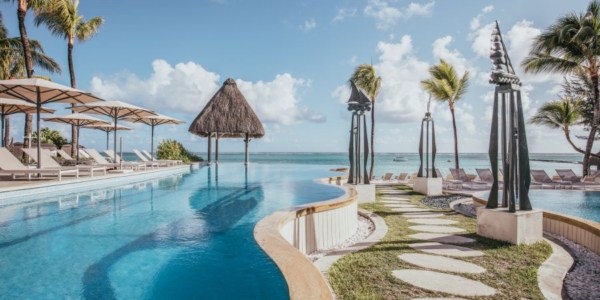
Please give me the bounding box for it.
[398,253,486,274]
[408,233,476,244]
[380,197,410,201]
[385,204,417,208]
[408,218,458,225]
[392,270,495,296]
[391,208,431,212]
[409,225,465,233]
[409,242,484,257]
[402,212,445,218]
[411,298,468,300]
[380,200,410,204]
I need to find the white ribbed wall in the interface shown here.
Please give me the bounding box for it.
[280,201,358,255]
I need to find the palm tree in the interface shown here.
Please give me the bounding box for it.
[0,10,61,147]
[350,64,381,179]
[35,0,104,156]
[529,98,600,158]
[522,0,600,176]
[2,0,50,157]
[420,59,470,170]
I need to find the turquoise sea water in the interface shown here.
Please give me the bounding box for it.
[0,164,344,300]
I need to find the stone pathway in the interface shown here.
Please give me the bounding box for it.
[375,185,497,297]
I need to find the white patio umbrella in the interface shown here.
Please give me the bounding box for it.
[83,123,131,150]
[0,98,55,147]
[121,114,184,160]
[0,78,104,168]
[42,113,111,160]
[71,101,156,162]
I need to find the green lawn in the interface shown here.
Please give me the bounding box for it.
[328,186,552,300]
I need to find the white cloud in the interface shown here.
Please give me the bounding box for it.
[364,0,434,30]
[470,5,494,31]
[332,85,351,104]
[332,8,357,22]
[300,18,317,32]
[344,55,357,65]
[432,35,473,76]
[90,59,325,126]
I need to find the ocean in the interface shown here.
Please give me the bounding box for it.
[120,152,586,178]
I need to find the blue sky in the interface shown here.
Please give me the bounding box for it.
[0,0,593,153]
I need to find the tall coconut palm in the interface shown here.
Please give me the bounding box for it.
[529,98,600,158]
[522,0,600,176]
[2,0,50,157]
[350,64,381,179]
[420,59,470,170]
[0,10,61,147]
[35,0,104,156]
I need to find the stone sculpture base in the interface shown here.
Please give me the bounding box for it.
[413,177,443,196]
[477,207,543,245]
[344,183,375,203]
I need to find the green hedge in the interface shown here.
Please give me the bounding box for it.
[156,139,203,163]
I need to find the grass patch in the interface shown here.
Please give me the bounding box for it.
[328,186,552,300]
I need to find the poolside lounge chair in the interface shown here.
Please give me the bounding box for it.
[449,168,489,189]
[84,149,134,170]
[530,170,569,189]
[556,169,600,190]
[395,172,408,183]
[382,173,393,181]
[141,150,182,165]
[0,148,78,181]
[475,168,504,187]
[103,150,147,171]
[22,148,107,177]
[432,168,462,190]
[56,149,91,165]
[131,149,164,168]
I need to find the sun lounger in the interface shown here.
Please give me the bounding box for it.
[141,150,182,165]
[0,147,78,181]
[395,172,408,183]
[83,149,128,169]
[556,169,600,190]
[132,149,164,168]
[56,149,91,165]
[530,170,569,189]
[449,168,489,189]
[22,148,107,177]
[382,173,393,181]
[103,150,147,171]
[433,168,462,190]
[475,168,504,187]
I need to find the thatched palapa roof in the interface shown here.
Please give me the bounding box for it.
[188,78,265,138]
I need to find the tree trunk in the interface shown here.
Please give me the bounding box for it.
[564,128,600,158]
[4,115,9,146]
[17,3,34,161]
[582,72,600,176]
[450,105,460,170]
[369,98,375,179]
[68,42,78,157]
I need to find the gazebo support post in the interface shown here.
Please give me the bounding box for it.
[244,133,249,165]
[1,112,4,148]
[207,133,212,164]
[215,132,219,164]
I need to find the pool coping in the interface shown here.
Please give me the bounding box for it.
[0,164,200,202]
[253,176,357,300]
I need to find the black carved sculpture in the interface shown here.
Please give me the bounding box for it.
[418,96,437,178]
[347,81,371,185]
[487,21,532,212]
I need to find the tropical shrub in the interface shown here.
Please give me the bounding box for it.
[31,127,68,149]
[156,139,203,163]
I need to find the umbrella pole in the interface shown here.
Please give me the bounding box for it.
[76,125,80,161]
[151,124,155,160]
[106,131,109,150]
[244,133,249,165]
[1,113,4,148]
[36,90,41,169]
[114,114,118,164]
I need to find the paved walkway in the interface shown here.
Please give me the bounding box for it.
[376,186,497,298]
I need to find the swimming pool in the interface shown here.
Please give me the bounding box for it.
[481,190,600,223]
[0,164,345,300]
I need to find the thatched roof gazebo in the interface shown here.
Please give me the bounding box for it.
[189,78,264,165]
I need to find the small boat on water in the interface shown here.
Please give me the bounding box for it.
[393,156,408,162]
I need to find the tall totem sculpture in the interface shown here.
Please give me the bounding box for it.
[347,81,372,185]
[417,96,437,179]
[487,21,532,212]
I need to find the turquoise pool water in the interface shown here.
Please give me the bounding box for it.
[0,164,345,300]
[482,190,600,223]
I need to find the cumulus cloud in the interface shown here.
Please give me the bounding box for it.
[432,35,474,76]
[470,5,493,31]
[90,59,325,126]
[332,8,357,22]
[364,0,434,30]
[300,18,317,32]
